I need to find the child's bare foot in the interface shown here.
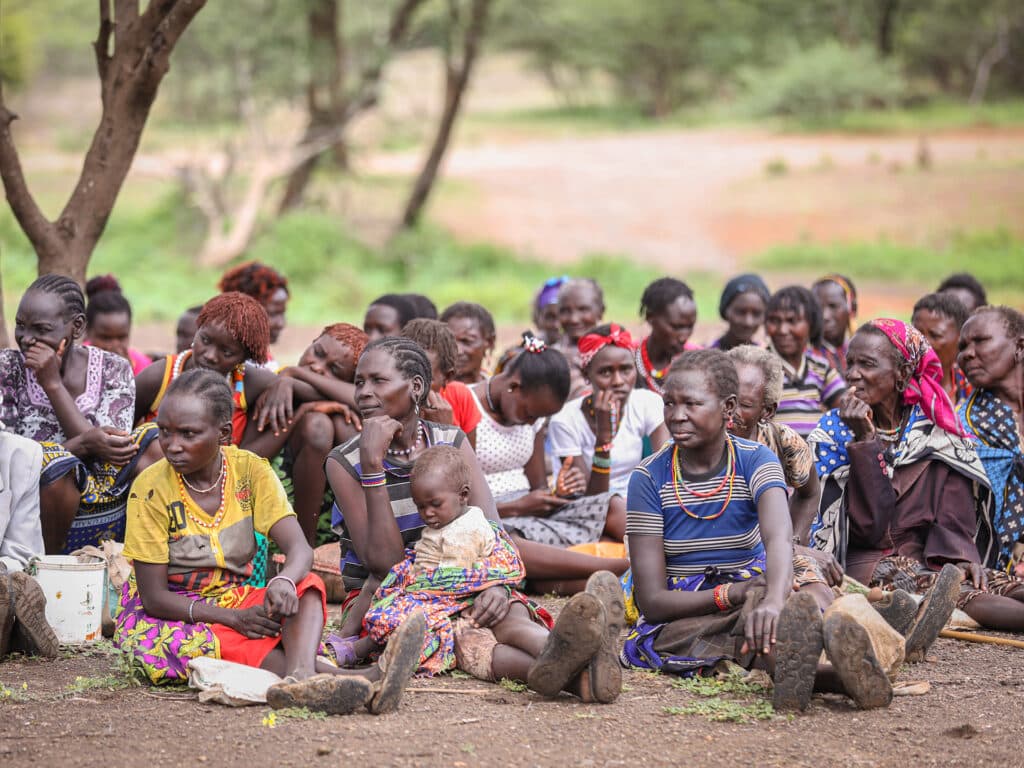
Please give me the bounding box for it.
[527,592,604,698]
[582,571,624,703]
[368,611,426,715]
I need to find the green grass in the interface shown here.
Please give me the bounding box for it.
[752,230,1024,304]
[665,666,775,723]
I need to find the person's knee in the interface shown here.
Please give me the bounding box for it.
[40,473,80,513]
[296,410,334,451]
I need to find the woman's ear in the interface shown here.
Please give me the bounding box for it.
[410,375,425,405]
[761,402,778,422]
[219,420,233,445]
[897,360,914,391]
[69,313,86,341]
[723,393,738,421]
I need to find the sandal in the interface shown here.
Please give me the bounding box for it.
[10,571,59,658]
[904,563,960,663]
[266,674,373,715]
[823,611,893,709]
[527,592,604,699]
[324,633,361,668]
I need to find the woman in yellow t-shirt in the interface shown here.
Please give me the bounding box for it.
[115,369,424,715]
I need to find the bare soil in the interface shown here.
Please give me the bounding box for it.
[3,602,1024,768]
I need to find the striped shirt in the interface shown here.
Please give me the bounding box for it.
[774,350,846,438]
[626,435,786,577]
[328,421,465,591]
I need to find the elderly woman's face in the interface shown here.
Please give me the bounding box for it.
[353,348,421,420]
[729,362,767,441]
[844,332,902,408]
[958,312,1020,390]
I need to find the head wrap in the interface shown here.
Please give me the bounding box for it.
[719,274,770,320]
[535,276,568,310]
[577,323,634,370]
[868,318,966,436]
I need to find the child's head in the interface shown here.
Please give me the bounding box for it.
[193,292,270,373]
[402,318,458,392]
[765,286,822,362]
[85,275,134,361]
[157,368,233,472]
[176,305,203,353]
[299,323,368,383]
[410,445,471,529]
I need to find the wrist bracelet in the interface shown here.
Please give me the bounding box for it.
[360,471,387,488]
[267,575,297,593]
[594,441,614,454]
[188,599,197,624]
[590,464,611,475]
[713,583,732,611]
[591,454,613,469]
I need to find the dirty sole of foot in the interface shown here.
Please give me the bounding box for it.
[772,591,823,712]
[267,674,374,715]
[905,563,960,663]
[370,611,427,715]
[584,570,624,704]
[823,613,893,710]
[527,592,604,699]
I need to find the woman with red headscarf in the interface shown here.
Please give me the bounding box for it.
[809,319,1024,635]
[548,324,668,514]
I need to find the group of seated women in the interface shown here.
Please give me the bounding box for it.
[1,262,1022,717]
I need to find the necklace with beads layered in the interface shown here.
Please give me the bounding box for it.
[671,438,737,521]
[175,450,228,530]
[386,422,425,458]
[635,339,669,395]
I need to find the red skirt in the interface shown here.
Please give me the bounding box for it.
[212,573,327,668]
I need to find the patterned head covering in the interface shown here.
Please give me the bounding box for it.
[868,318,965,436]
[577,323,633,370]
[534,276,568,311]
[719,274,770,319]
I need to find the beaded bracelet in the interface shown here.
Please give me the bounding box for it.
[713,583,732,611]
[267,575,297,593]
[594,441,614,454]
[590,464,611,475]
[360,471,387,488]
[591,454,613,469]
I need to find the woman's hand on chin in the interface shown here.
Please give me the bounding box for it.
[838,388,875,442]
[359,415,405,470]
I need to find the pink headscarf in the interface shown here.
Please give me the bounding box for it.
[868,318,966,436]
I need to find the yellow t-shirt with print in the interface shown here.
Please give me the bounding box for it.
[123,445,294,598]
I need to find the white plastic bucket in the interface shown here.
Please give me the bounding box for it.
[32,555,107,644]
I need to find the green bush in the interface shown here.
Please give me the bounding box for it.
[742,43,908,124]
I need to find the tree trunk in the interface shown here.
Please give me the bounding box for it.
[279,0,347,213]
[969,17,1011,106]
[876,0,900,57]
[400,0,491,230]
[0,0,208,284]
[0,262,8,348]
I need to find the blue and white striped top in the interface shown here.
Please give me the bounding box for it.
[625,435,786,577]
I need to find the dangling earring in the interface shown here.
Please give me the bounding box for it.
[726,416,735,429]
[412,394,420,417]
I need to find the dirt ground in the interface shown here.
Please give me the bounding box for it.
[3,600,1024,768]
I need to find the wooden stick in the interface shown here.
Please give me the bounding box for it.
[405,687,494,695]
[939,629,1024,649]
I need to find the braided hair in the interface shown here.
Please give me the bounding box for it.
[362,337,432,405]
[402,319,458,379]
[196,292,271,364]
[666,349,739,400]
[218,261,289,305]
[322,323,369,361]
[26,274,86,321]
[163,368,233,426]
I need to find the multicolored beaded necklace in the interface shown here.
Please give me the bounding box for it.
[386,422,426,458]
[671,437,737,521]
[175,451,229,530]
[635,338,669,395]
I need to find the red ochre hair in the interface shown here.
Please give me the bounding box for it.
[218,261,289,305]
[322,323,369,361]
[197,292,271,364]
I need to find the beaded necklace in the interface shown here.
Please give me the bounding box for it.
[386,422,425,457]
[671,438,736,521]
[175,451,229,530]
[635,339,669,395]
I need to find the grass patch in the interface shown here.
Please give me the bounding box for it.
[271,706,328,721]
[0,681,31,702]
[664,697,774,723]
[752,230,1024,304]
[665,666,775,724]
[64,674,136,695]
[498,677,528,693]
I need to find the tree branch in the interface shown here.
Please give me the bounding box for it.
[94,0,114,91]
[0,82,60,258]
